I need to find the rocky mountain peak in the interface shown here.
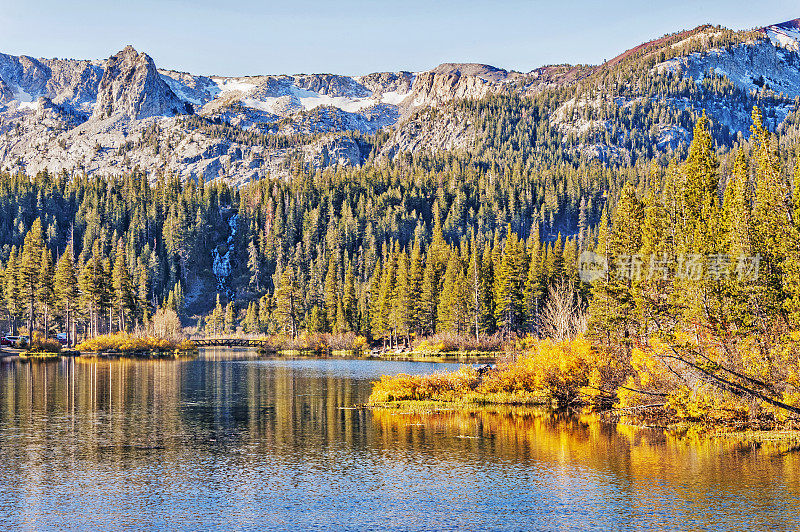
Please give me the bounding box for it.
[430,63,509,82]
[92,45,188,120]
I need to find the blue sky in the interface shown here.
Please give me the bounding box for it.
[0,1,798,76]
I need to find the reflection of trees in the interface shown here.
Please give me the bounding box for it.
[0,356,798,529]
[370,407,800,527]
[0,357,189,449]
[178,350,371,451]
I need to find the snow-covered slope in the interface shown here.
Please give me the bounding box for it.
[763,18,800,52]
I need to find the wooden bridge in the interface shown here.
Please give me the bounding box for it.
[192,338,275,349]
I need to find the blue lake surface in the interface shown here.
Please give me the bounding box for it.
[0,350,797,531]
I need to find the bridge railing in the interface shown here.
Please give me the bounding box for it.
[191,338,275,349]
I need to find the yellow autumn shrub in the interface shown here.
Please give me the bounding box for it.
[370,337,608,408]
[368,366,479,403]
[75,332,191,353]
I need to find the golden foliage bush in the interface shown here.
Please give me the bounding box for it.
[370,338,610,408]
[481,338,602,407]
[29,332,62,353]
[75,332,190,353]
[353,336,369,353]
[614,333,800,427]
[368,366,479,403]
[370,329,800,427]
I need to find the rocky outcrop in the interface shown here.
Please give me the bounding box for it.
[93,46,187,120]
[294,74,370,97]
[406,67,497,108]
[0,54,102,112]
[654,39,800,97]
[430,63,509,82]
[304,136,363,168]
[379,107,476,160]
[358,71,414,95]
[0,77,12,104]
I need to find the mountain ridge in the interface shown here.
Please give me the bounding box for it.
[0,18,798,182]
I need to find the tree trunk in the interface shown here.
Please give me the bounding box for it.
[43,304,49,340]
[27,295,35,337]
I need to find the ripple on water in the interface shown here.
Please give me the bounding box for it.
[0,354,797,531]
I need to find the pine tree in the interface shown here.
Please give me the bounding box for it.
[4,248,22,335]
[79,243,108,338]
[750,106,790,315]
[275,264,301,338]
[101,257,114,334]
[247,238,262,291]
[392,249,411,344]
[437,248,459,332]
[722,149,752,259]
[587,183,645,347]
[135,259,150,327]
[209,294,224,336]
[494,232,526,334]
[419,252,438,336]
[307,305,326,333]
[334,297,346,334]
[224,301,236,333]
[376,251,397,347]
[681,111,720,255]
[258,294,271,333]
[785,155,800,323]
[367,261,382,341]
[112,241,136,332]
[467,235,483,340]
[342,264,357,332]
[324,255,339,332]
[480,243,496,334]
[20,219,45,335]
[524,229,543,334]
[407,240,424,335]
[54,247,78,346]
[37,248,55,338]
[243,300,260,333]
[577,197,588,251]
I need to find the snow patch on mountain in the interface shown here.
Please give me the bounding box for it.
[763,19,800,52]
[212,77,257,95]
[380,90,410,105]
[161,75,203,106]
[12,88,38,110]
[654,39,800,98]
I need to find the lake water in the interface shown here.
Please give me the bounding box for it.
[0,350,798,531]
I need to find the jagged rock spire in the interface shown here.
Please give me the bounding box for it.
[93,45,187,120]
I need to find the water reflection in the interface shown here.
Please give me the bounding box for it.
[0,351,797,531]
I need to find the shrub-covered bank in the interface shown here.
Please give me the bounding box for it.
[75,332,196,353]
[368,337,800,432]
